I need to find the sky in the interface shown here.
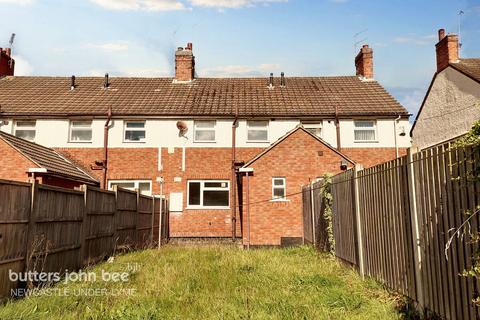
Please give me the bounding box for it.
[0,0,479,118]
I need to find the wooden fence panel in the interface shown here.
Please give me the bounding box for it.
[137,194,154,247]
[0,180,31,299]
[84,186,116,265]
[31,184,85,275]
[414,144,480,319]
[115,188,138,250]
[302,186,313,245]
[0,181,169,299]
[307,141,480,320]
[357,157,416,298]
[331,169,357,266]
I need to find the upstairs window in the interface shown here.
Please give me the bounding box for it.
[247,120,269,142]
[194,120,216,142]
[354,120,376,142]
[272,177,286,200]
[69,120,92,142]
[302,121,322,138]
[124,120,146,142]
[14,120,36,141]
[188,180,229,209]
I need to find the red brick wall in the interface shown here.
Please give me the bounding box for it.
[342,147,407,168]
[0,139,36,182]
[56,143,401,240]
[243,129,352,246]
[57,146,263,238]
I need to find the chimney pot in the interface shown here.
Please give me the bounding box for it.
[104,73,109,88]
[438,29,446,41]
[186,43,193,50]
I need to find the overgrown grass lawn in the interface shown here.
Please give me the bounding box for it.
[0,245,400,319]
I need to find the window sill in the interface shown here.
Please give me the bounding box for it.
[354,140,379,143]
[193,140,217,144]
[123,140,146,143]
[68,141,93,144]
[186,206,230,210]
[246,140,270,144]
[270,199,290,203]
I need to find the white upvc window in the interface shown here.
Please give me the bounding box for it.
[302,121,323,138]
[354,120,377,142]
[124,120,146,142]
[108,180,152,196]
[272,177,286,201]
[247,120,269,142]
[69,120,92,142]
[187,180,230,209]
[194,120,216,142]
[14,120,36,141]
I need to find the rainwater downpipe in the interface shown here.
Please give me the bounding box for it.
[394,115,401,158]
[231,115,238,241]
[102,107,112,189]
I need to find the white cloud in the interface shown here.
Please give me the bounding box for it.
[89,0,186,11]
[393,34,437,46]
[200,63,280,77]
[13,56,34,76]
[187,0,287,9]
[0,0,33,5]
[85,41,130,52]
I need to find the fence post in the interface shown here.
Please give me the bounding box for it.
[24,180,38,274]
[406,147,424,308]
[353,164,365,278]
[150,196,155,246]
[310,181,316,246]
[135,189,140,248]
[78,185,88,267]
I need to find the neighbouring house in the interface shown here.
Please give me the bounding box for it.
[0,42,410,245]
[411,28,480,150]
[0,131,99,188]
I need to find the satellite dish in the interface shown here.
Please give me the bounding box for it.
[176,121,188,137]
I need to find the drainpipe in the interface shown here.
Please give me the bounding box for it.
[231,111,239,241]
[102,107,112,189]
[394,115,401,158]
[335,106,341,152]
[239,168,254,249]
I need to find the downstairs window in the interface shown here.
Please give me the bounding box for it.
[187,180,230,209]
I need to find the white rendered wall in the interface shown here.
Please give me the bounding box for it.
[0,117,410,149]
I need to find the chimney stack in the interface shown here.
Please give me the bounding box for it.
[355,44,373,79]
[0,47,15,77]
[175,43,195,82]
[435,28,459,72]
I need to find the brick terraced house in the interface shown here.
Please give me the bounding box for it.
[0,43,411,245]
